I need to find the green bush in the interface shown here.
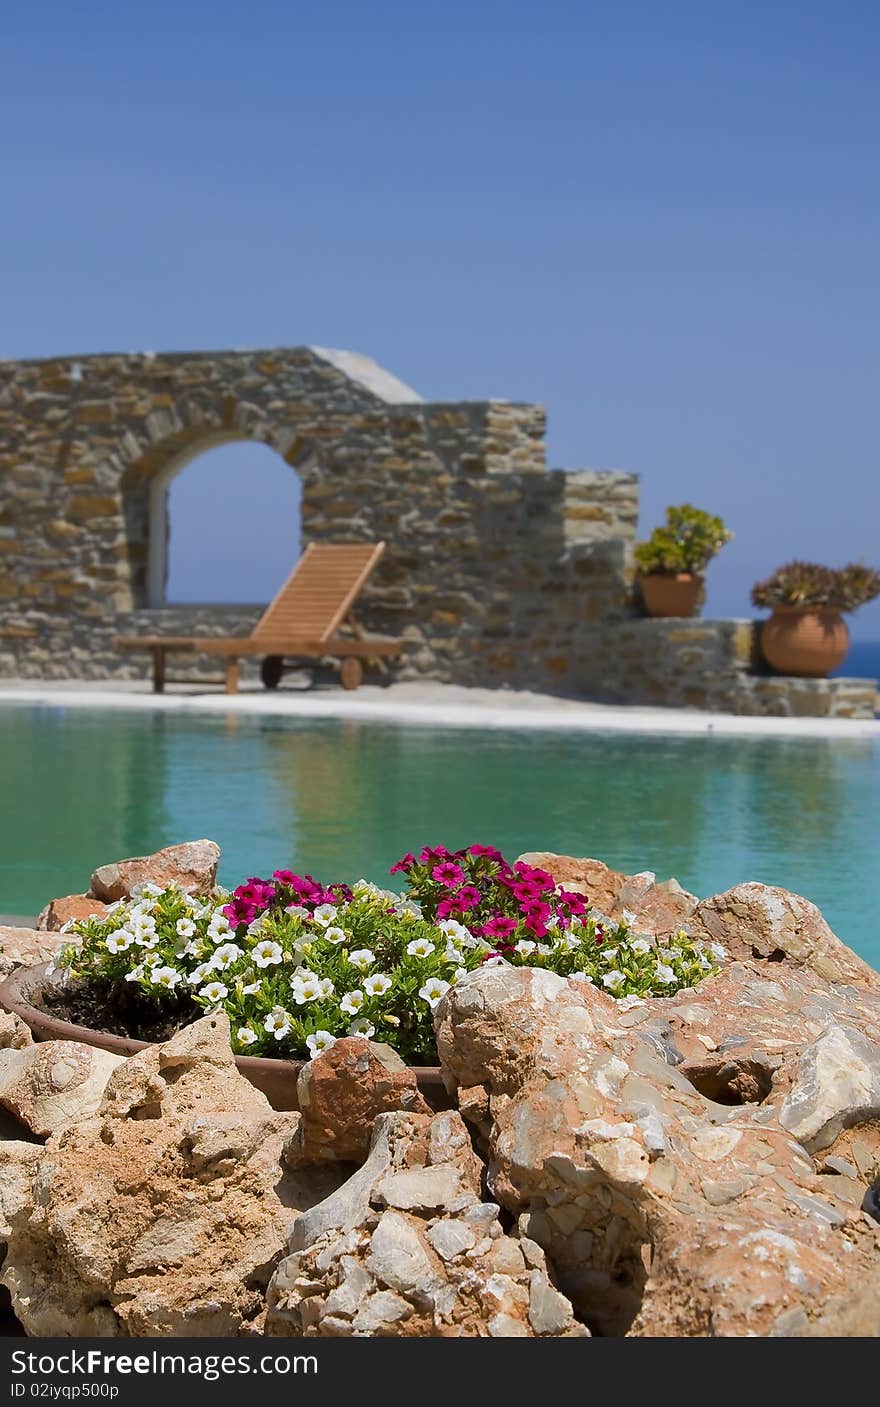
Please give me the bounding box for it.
[634,504,733,576]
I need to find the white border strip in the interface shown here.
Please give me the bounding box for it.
[0,686,877,739]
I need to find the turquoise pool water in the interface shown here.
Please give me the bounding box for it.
[1,704,877,967]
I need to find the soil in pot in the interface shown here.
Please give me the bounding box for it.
[40,976,201,1044]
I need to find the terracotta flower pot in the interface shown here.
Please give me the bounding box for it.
[0,964,451,1113]
[638,573,704,619]
[759,606,850,678]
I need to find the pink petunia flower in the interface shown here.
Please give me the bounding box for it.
[432,861,467,889]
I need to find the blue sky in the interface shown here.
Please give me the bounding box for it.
[4,1,879,637]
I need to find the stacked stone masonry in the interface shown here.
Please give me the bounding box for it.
[0,346,874,716]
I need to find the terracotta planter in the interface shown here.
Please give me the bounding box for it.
[638,572,704,618]
[0,964,451,1113]
[758,606,850,678]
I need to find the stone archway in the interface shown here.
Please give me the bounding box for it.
[0,345,638,691]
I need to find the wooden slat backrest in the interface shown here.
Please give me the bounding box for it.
[252,542,385,644]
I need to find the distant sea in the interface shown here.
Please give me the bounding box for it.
[833,640,880,680]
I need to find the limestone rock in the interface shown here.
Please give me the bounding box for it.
[0,1011,32,1051]
[37,894,109,931]
[293,1038,430,1162]
[0,1041,124,1137]
[611,873,699,936]
[779,1024,880,1152]
[693,882,880,990]
[438,960,880,1338]
[0,1140,42,1267]
[0,926,61,979]
[89,839,220,902]
[1,1014,344,1336]
[266,1109,585,1337]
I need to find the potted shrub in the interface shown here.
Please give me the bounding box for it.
[0,847,721,1111]
[634,504,733,618]
[751,561,880,677]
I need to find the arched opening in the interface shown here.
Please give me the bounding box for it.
[149,441,302,606]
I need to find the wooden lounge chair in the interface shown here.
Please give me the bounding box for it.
[115,541,402,694]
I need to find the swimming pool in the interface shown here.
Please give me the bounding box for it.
[2,704,877,967]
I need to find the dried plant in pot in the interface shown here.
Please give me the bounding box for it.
[751,561,880,677]
[634,505,733,618]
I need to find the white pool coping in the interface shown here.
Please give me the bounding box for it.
[0,679,877,739]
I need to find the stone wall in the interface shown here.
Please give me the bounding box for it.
[0,345,875,717]
[0,346,640,688]
[566,617,877,718]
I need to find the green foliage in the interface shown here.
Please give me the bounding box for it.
[751,561,880,612]
[634,504,733,576]
[56,878,723,1065]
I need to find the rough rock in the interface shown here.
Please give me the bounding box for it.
[517,853,626,914]
[0,926,62,979]
[37,894,110,931]
[0,1140,42,1268]
[89,839,220,902]
[1,1014,344,1336]
[692,882,880,990]
[611,872,699,936]
[0,1041,124,1137]
[266,1110,586,1337]
[436,958,880,1338]
[0,1011,32,1051]
[293,1038,430,1162]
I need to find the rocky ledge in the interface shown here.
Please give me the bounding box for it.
[0,850,879,1338]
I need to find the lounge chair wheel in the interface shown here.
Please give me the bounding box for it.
[340,657,364,691]
[260,655,284,690]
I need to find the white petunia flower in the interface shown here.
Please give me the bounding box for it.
[630,938,652,956]
[318,977,335,999]
[406,937,435,959]
[252,940,283,969]
[189,961,216,986]
[347,1018,375,1039]
[349,949,376,972]
[212,942,243,970]
[654,962,676,985]
[620,909,637,927]
[237,1027,258,1047]
[323,926,347,945]
[207,912,231,941]
[285,903,310,918]
[570,970,593,984]
[175,917,196,939]
[124,965,145,982]
[602,970,626,992]
[292,975,322,1004]
[199,980,229,1004]
[601,947,619,961]
[451,966,469,984]
[419,976,450,1009]
[264,1009,291,1040]
[556,933,581,952]
[141,951,161,968]
[437,919,470,942]
[151,965,183,990]
[306,1030,337,1059]
[105,932,133,954]
[340,989,365,1016]
[140,883,165,898]
[240,980,261,996]
[363,973,392,997]
[514,940,537,956]
[312,904,338,927]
